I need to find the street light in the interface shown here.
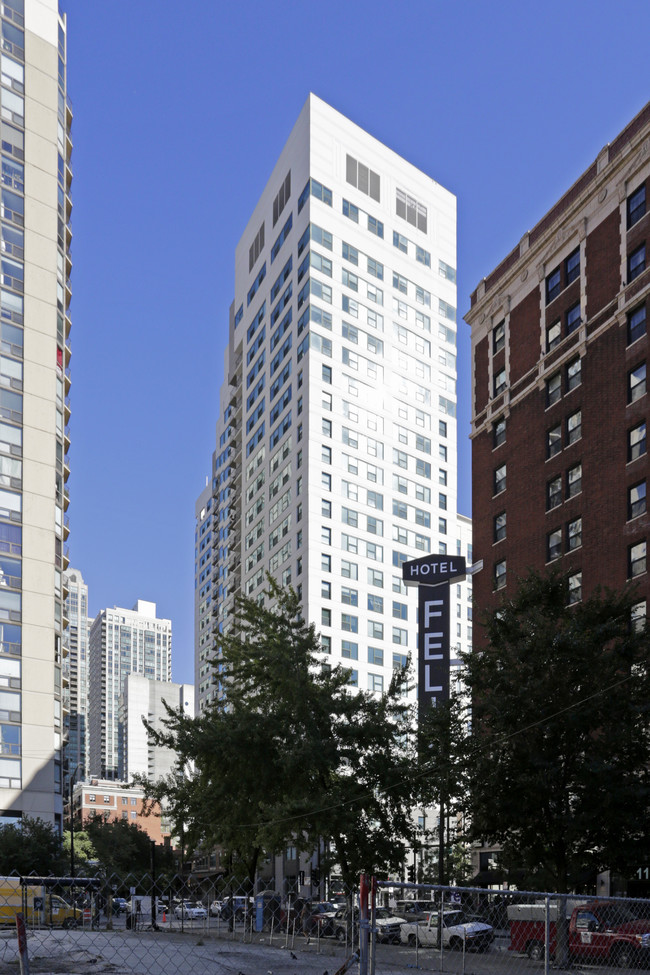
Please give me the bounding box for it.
[69,765,83,878]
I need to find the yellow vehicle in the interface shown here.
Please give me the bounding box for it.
[0,877,84,928]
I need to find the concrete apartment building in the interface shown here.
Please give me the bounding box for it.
[196,95,473,884]
[466,101,650,633]
[118,674,193,783]
[0,0,72,828]
[62,567,89,779]
[88,600,172,780]
[198,93,471,705]
[194,480,212,713]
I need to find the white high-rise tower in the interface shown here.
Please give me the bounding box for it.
[197,94,471,717]
[0,0,72,828]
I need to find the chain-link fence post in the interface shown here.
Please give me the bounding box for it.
[359,873,369,975]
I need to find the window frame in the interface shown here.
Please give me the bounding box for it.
[492,320,505,354]
[628,304,646,345]
[628,184,646,229]
[628,243,646,283]
[629,421,647,463]
[628,480,647,521]
[547,528,562,562]
[629,540,647,579]
[628,361,646,403]
[546,372,561,407]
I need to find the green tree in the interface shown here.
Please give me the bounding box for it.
[80,819,174,879]
[61,828,96,872]
[0,816,65,875]
[465,570,650,892]
[142,579,417,888]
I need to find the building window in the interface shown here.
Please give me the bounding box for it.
[341,613,358,633]
[567,462,582,498]
[629,421,646,462]
[494,560,506,590]
[341,640,358,660]
[396,187,427,233]
[368,646,384,666]
[547,424,562,458]
[546,320,561,351]
[546,266,561,304]
[565,248,580,285]
[631,600,647,633]
[493,320,505,354]
[494,464,506,495]
[568,572,582,604]
[566,302,581,335]
[629,362,646,403]
[393,231,407,253]
[566,357,581,391]
[321,581,331,599]
[493,417,506,448]
[321,554,331,572]
[628,304,646,345]
[321,608,331,627]
[345,154,380,202]
[629,541,647,579]
[494,511,506,543]
[368,673,384,694]
[628,481,647,520]
[494,368,506,396]
[546,373,561,407]
[567,517,582,551]
[547,475,562,510]
[547,528,562,562]
[566,410,581,445]
[628,243,646,282]
[628,184,646,229]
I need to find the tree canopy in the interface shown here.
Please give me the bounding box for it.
[464,570,650,891]
[142,579,418,888]
[0,816,65,876]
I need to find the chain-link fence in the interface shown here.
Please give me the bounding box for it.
[2,873,650,975]
[364,880,650,975]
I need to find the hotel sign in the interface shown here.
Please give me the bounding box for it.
[403,555,466,707]
[402,554,466,587]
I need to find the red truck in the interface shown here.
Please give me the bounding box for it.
[509,901,650,967]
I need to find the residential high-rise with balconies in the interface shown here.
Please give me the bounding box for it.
[88,600,172,780]
[63,568,89,780]
[0,0,72,829]
[196,95,472,732]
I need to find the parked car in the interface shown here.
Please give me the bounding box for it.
[374,907,406,943]
[394,899,437,922]
[112,897,128,914]
[310,901,338,936]
[401,909,494,951]
[174,901,207,920]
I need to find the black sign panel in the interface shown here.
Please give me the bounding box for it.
[403,554,466,588]
[417,584,450,707]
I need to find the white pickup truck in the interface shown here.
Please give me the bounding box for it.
[400,908,494,951]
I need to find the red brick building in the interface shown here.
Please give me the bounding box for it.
[466,102,650,634]
[71,779,170,846]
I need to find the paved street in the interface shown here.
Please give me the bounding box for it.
[0,924,643,975]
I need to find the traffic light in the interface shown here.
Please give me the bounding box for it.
[407,864,415,883]
[311,868,320,888]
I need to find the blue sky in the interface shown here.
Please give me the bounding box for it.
[62,0,650,684]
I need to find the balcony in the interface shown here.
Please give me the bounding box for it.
[65,277,72,309]
[64,367,70,396]
[63,456,70,482]
[64,396,71,425]
[63,485,70,511]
